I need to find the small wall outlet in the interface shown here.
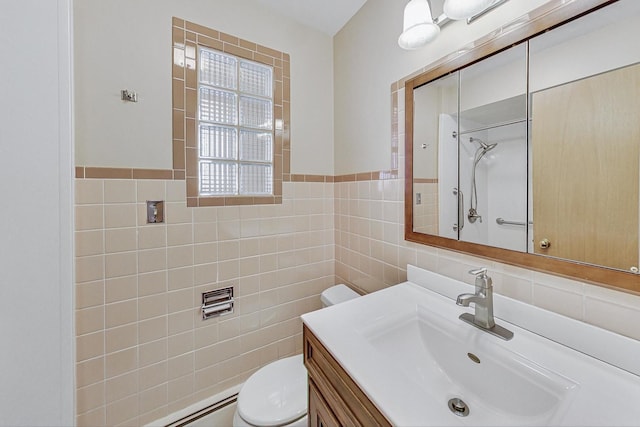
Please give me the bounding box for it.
[146,201,164,223]
[416,193,422,205]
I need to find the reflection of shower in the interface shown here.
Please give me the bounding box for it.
[468,137,498,223]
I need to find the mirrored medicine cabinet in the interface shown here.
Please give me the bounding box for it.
[405,0,640,293]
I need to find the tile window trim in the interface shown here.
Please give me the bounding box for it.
[173,17,289,207]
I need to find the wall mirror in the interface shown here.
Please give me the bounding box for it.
[405,0,640,293]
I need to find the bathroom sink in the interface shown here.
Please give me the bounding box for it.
[361,304,576,425]
[301,265,640,426]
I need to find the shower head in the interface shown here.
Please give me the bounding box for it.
[483,142,498,153]
[471,137,498,167]
[469,137,497,152]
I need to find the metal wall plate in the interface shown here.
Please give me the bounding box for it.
[202,287,234,319]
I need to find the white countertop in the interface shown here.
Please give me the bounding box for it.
[301,265,640,426]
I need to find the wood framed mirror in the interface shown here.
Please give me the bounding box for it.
[404,0,640,294]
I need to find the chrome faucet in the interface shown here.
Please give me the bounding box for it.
[457,267,495,328]
[456,268,513,340]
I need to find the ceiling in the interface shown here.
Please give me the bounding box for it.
[254,0,369,36]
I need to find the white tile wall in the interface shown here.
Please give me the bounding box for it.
[75,173,640,426]
[74,180,335,426]
[334,178,640,343]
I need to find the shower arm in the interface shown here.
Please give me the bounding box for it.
[468,148,484,223]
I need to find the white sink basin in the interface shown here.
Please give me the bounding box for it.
[301,265,640,426]
[362,304,576,425]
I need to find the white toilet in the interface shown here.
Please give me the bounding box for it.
[232,284,360,427]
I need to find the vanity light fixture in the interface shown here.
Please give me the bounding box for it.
[399,0,508,50]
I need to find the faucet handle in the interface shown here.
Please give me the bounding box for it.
[468,267,488,276]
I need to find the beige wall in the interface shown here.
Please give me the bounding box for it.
[75,0,334,175]
[75,179,334,425]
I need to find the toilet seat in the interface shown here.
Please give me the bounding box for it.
[236,355,307,426]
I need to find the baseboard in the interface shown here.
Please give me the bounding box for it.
[168,394,237,427]
[145,384,242,427]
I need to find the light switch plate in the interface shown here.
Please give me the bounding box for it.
[146,201,164,223]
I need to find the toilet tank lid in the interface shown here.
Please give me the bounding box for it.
[321,284,359,306]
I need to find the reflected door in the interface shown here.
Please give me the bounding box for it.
[532,64,640,271]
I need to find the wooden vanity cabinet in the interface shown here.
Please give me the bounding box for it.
[303,325,392,427]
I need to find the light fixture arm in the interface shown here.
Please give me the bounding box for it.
[434,14,451,27]
[466,0,508,24]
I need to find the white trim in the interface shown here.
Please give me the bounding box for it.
[144,384,243,427]
[58,0,76,423]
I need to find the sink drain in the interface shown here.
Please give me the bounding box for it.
[448,398,470,417]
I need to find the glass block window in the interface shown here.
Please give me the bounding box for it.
[198,47,274,196]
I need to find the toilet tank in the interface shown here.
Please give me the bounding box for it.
[320,284,359,307]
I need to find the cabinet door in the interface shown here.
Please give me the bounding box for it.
[532,63,640,271]
[309,380,341,427]
[304,325,392,427]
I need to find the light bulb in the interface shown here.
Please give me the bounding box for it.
[398,0,440,50]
